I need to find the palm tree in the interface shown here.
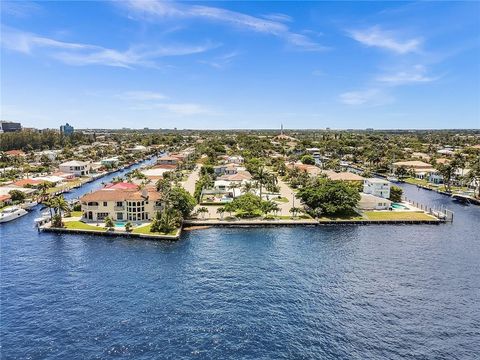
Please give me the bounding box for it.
[289,206,301,218]
[242,181,254,194]
[51,195,70,227]
[216,207,225,220]
[229,182,240,198]
[37,182,50,202]
[197,207,209,219]
[253,166,269,200]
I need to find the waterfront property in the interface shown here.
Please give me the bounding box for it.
[363,178,391,198]
[59,160,91,176]
[80,184,163,222]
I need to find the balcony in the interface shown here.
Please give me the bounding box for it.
[84,205,98,209]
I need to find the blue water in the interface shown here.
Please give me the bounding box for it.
[1,167,480,359]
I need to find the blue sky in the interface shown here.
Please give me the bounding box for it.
[1,1,479,129]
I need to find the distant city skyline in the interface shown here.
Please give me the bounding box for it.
[1,1,479,129]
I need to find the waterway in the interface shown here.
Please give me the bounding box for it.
[1,165,479,359]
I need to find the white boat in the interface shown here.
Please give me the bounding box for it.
[22,200,38,210]
[0,206,28,223]
[387,175,399,183]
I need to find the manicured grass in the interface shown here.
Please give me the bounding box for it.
[318,215,364,221]
[132,224,178,236]
[63,221,107,231]
[272,197,289,203]
[68,211,83,217]
[363,211,435,221]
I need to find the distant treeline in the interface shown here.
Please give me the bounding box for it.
[0,130,94,151]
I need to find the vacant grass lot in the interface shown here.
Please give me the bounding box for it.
[364,211,436,221]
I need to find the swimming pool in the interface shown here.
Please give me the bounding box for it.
[114,221,126,227]
[391,203,408,210]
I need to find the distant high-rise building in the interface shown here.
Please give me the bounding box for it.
[0,121,22,133]
[60,123,74,135]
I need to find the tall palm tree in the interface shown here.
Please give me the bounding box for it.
[216,207,225,220]
[229,182,240,198]
[242,181,254,194]
[37,182,50,202]
[51,195,70,227]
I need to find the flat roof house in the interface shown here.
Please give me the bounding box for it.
[59,160,91,176]
[363,178,391,199]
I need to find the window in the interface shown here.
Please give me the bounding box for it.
[116,201,123,207]
[117,213,123,220]
[103,202,107,207]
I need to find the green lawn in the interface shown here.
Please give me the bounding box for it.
[63,221,107,231]
[68,211,83,217]
[132,224,179,236]
[272,197,289,203]
[318,214,364,221]
[363,211,436,221]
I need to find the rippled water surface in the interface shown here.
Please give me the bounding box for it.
[1,174,479,359]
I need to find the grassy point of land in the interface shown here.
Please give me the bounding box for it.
[132,224,179,236]
[363,211,436,221]
[63,221,107,231]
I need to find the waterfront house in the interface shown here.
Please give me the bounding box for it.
[321,170,365,183]
[80,185,162,222]
[101,157,120,168]
[157,156,180,166]
[363,178,391,199]
[59,160,91,176]
[358,193,392,210]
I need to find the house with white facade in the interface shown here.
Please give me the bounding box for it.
[358,193,392,210]
[59,160,91,176]
[363,178,391,199]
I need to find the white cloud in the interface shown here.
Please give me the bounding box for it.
[262,13,293,23]
[0,26,217,68]
[199,51,240,69]
[121,0,327,51]
[0,1,42,18]
[376,65,438,85]
[339,88,392,106]
[348,26,422,54]
[118,90,212,116]
[118,91,168,101]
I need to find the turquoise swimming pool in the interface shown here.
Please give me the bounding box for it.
[391,203,408,210]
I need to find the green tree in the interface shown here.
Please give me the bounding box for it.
[298,178,360,216]
[389,185,403,202]
[168,187,196,218]
[105,216,115,230]
[301,154,315,165]
[216,207,225,219]
[8,189,26,202]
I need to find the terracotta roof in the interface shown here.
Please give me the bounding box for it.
[393,160,432,168]
[5,150,25,156]
[81,188,161,202]
[13,179,43,187]
[104,182,139,190]
[0,194,12,202]
[322,170,364,181]
[218,171,252,181]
